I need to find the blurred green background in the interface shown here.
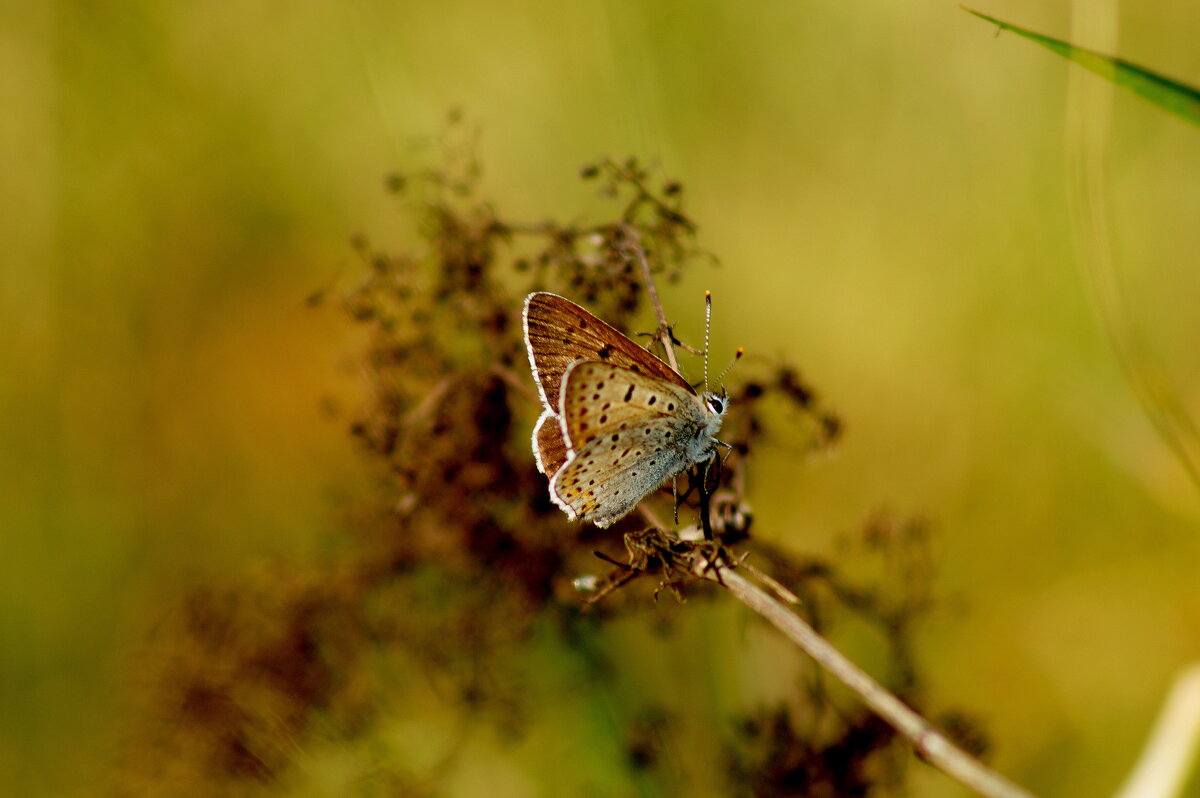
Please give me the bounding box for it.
[3,1,1199,795]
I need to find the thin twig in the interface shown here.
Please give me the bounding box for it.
[638,504,670,533]
[403,376,455,426]
[491,364,540,403]
[580,552,642,610]
[696,469,715,540]
[622,241,725,541]
[692,555,1040,798]
[602,157,696,234]
[735,557,801,606]
[622,225,681,374]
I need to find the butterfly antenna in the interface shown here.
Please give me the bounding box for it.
[716,347,744,390]
[703,291,713,392]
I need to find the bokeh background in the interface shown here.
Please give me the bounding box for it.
[3,1,1199,795]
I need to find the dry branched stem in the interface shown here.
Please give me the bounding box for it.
[691,553,1040,798]
[622,224,681,374]
[621,229,723,537]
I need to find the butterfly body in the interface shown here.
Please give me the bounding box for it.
[523,292,727,528]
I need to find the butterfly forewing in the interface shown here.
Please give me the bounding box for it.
[523,292,694,409]
[525,292,694,479]
[557,361,702,447]
[550,361,709,527]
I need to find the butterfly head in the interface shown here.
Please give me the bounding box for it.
[702,390,729,422]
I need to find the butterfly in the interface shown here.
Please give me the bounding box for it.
[523,292,728,528]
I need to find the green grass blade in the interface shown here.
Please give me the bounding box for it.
[963,6,1200,127]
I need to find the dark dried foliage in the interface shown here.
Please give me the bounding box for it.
[114,119,983,797]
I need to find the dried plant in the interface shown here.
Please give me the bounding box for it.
[114,117,1012,798]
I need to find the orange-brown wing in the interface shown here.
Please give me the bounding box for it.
[532,408,568,476]
[523,292,693,414]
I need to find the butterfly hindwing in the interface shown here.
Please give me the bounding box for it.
[532,408,568,476]
[550,361,708,527]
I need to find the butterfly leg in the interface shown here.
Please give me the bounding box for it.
[672,476,679,525]
[702,452,726,489]
[716,439,735,468]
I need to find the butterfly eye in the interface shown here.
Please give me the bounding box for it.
[707,396,725,414]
